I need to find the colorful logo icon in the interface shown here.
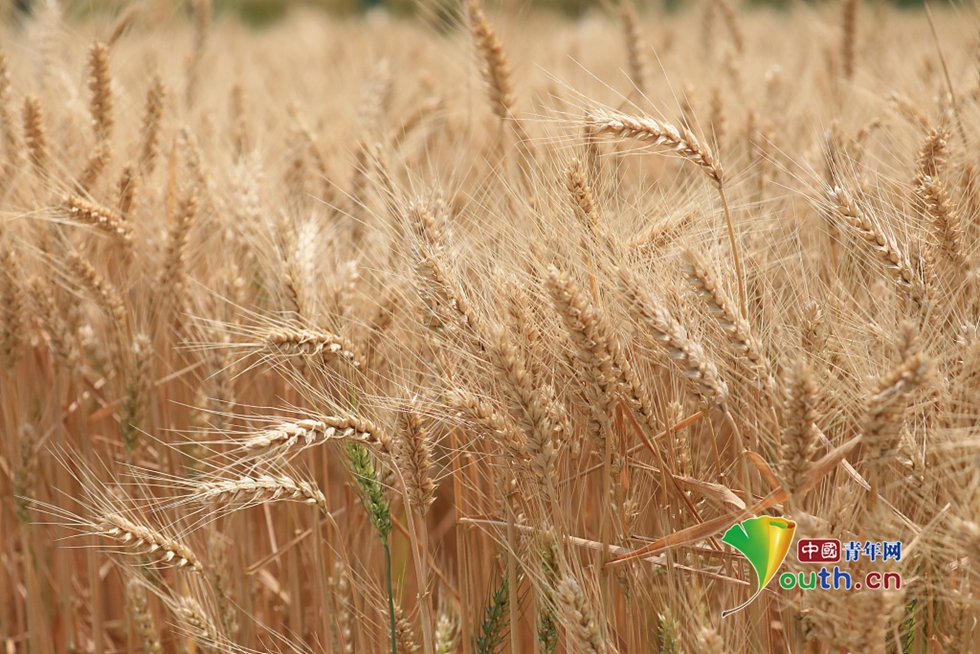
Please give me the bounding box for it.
[721,516,797,618]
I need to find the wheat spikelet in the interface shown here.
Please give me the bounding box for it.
[914,129,965,271]
[87,41,113,141]
[681,249,769,382]
[95,512,202,572]
[916,127,946,179]
[120,334,151,453]
[620,0,649,94]
[105,4,138,48]
[695,627,728,654]
[0,50,18,194]
[414,239,487,347]
[779,361,818,501]
[158,194,198,308]
[397,408,436,514]
[618,266,729,408]
[192,474,327,512]
[331,561,354,654]
[118,165,139,219]
[263,326,363,368]
[23,94,47,176]
[586,108,723,186]
[863,350,932,464]
[0,247,23,368]
[488,326,558,488]
[467,0,514,120]
[63,194,132,243]
[243,415,392,457]
[546,264,622,467]
[138,75,165,174]
[394,603,421,654]
[709,0,745,55]
[125,577,162,654]
[230,83,249,159]
[174,596,225,651]
[629,213,693,251]
[204,530,239,640]
[185,0,211,106]
[29,276,78,366]
[78,139,111,192]
[66,250,127,329]
[391,96,443,148]
[13,423,38,525]
[445,388,528,462]
[556,576,607,654]
[828,184,914,287]
[566,158,601,234]
[435,610,457,654]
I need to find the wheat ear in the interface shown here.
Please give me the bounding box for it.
[618,266,729,408]
[0,247,23,367]
[914,128,965,271]
[556,576,608,654]
[125,577,163,654]
[263,326,363,369]
[620,0,649,94]
[863,351,932,465]
[66,250,127,330]
[828,184,914,287]
[87,41,113,141]
[566,158,601,234]
[397,408,436,514]
[444,388,529,463]
[95,512,202,572]
[191,474,328,514]
[587,108,746,317]
[23,94,47,176]
[138,75,165,174]
[681,249,770,384]
[0,50,18,195]
[467,0,514,121]
[779,361,819,502]
[243,415,392,458]
[488,326,558,491]
[63,194,132,243]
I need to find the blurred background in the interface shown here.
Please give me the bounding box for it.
[0,0,938,29]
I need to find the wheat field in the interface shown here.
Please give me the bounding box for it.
[1,0,979,652]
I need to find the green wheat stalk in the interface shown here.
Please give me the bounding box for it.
[345,441,396,654]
